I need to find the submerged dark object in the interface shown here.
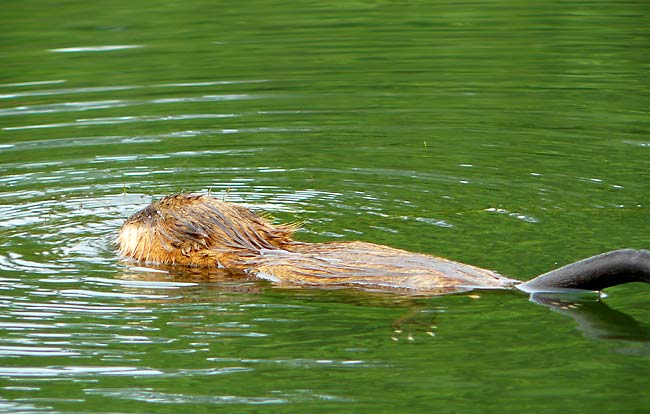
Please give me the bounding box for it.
[117,194,650,295]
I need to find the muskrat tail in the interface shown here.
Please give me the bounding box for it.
[518,249,650,292]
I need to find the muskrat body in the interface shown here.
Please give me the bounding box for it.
[118,194,650,295]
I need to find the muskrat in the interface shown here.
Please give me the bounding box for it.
[117,193,650,295]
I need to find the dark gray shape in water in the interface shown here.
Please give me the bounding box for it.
[519,249,650,293]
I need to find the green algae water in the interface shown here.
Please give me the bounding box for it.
[1,1,650,412]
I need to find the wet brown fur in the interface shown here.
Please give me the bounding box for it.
[118,194,518,294]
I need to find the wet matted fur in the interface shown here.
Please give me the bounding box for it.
[117,194,516,294]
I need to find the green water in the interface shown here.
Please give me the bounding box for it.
[1,0,650,412]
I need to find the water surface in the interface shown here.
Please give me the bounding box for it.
[1,1,650,413]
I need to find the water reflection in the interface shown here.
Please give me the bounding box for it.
[530,292,650,342]
[0,79,266,100]
[0,366,163,377]
[48,45,144,53]
[118,264,650,346]
[4,113,238,131]
[0,95,255,117]
[85,387,288,405]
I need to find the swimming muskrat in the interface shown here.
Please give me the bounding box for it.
[117,194,650,295]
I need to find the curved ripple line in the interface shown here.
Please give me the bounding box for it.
[0,322,54,329]
[0,346,80,357]
[151,94,253,103]
[206,357,374,368]
[48,45,143,53]
[58,289,174,300]
[0,100,127,116]
[0,79,267,100]
[0,79,66,87]
[11,301,151,314]
[0,85,138,100]
[0,366,163,377]
[85,277,197,289]
[1,126,308,153]
[484,207,539,223]
[84,388,287,405]
[157,80,267,87]
[3,113,238,131]
[0,255,65,274]
[177,367,253,376]
[0,94,255,117]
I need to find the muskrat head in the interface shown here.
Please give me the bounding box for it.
[117,194,297,267]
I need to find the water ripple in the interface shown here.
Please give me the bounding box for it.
[0,79,266,100]
[84,388,287,405]
[0,366,163,377]
[0,100,128,117]
[0,255,65,275]
[483,207,539,223]
[157,80,267,87]
[0,95,255,117]
[1,127,310,153]
[85,277,197,289]
[0,86,138,100]
[9,301,151,315]
[3,114,237,131]
[0,79,66,87]
[0,345,80,357]
[48,45,144,53]
[57,289,174,300]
